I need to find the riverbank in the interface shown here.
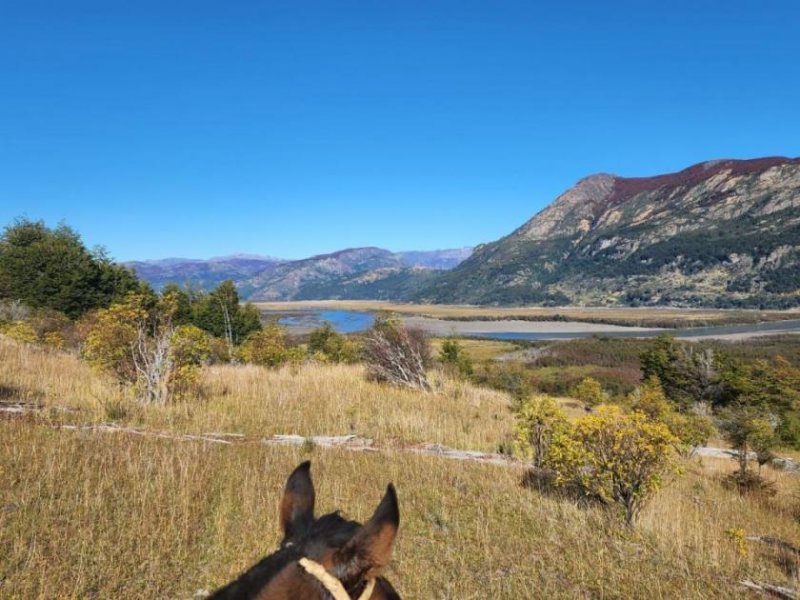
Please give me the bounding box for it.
[254,300,800,329]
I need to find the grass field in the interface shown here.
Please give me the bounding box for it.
[255,300,800,328]
[0,338,512,453]
[2,337,800,598]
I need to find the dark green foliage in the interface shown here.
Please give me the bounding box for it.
[640,335,721,408]
[161,283,196,325]
[190,281,262,344]
[0,218,142,319]
[307,323,360,363]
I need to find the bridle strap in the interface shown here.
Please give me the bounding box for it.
[298,557,376,600]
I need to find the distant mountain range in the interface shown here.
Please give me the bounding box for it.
[418,157,800,308]
[127,247,472,300]
[130,156,800,308]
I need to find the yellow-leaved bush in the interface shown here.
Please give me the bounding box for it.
[237,323,304,368]
[547,404,679,527]
[514,395,569,468]
[2,320,39,345]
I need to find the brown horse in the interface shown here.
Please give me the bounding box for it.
[209,461,401,599]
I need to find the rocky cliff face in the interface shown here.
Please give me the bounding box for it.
[419,157,800,307]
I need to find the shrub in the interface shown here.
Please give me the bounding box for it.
[238,323,302,368]
[2,320,39,344]
[42,331,67,350]
[473,361,532,405]
[438,337,474,377]
[83,294,147,384]
[363,318,431,391]
[307,323,360,363]
[718,403,779,482]
[629,376,715,456]
[514,396,569,468]
[84,292,209,404]
[168,325,211,399]
[547,405,678,527]
[573,376,605,406]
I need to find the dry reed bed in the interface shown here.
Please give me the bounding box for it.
[2,421,799,599]
[254,300,800,327]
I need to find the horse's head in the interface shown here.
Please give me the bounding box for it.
[210,461,401,600]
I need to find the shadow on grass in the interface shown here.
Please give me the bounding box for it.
[520,466,606,510]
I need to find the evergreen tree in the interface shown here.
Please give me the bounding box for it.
[0,218,140,318]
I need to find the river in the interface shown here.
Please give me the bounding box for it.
[267,309,800,341]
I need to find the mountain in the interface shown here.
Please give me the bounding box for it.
[126,255,285,291]
[241,247,403,300]
[418,157,800,308]
[129,247,471,300]
[397,247,473,269]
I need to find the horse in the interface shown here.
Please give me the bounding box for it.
[209,461,401,599]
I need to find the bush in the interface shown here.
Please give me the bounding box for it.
[83,292,210,404]
[168,325,211,399]
[307,323,360,363]
[238,323,303,368]
[363,318,431,391]
[514,396,569,468]
[628,375,715,456]
[473,361,532,405]
[438,337,473,378]
[2,320,38,344]
[718,403,779,481]
[83,295,146,384]
[573,376,605,406]
[547,405,678,527]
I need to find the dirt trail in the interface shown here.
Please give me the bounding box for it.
[3,402,798,473]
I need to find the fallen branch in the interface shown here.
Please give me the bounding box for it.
[739,579,797,600]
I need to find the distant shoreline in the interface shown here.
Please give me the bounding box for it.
[255,300,800,329]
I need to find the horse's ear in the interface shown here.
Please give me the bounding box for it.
[280,461,315,539]
[335,484,399,580]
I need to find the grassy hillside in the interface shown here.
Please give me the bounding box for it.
[2,338,800,598]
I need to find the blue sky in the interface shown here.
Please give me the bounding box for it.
[1,1,799,261]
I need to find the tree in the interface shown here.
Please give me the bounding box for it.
[0,218,141,319]
[718,403,778,480]
[514,396,569,468]
[640,335,721,408]
[191,280,262,356]
[363,318,431,391]
[547,405,678,527]
[574,376,604,406]
[438,337,473,377]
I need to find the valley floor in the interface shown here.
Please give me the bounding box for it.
[255,300,800,329]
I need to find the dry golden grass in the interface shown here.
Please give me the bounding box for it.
[255,300,800,327]
[2,420,799,599]
[3,336,800,598]
[0,337,512,452]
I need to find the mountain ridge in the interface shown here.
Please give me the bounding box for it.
[418,156,800,308]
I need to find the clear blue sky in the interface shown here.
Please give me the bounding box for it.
[1,1,799,261]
